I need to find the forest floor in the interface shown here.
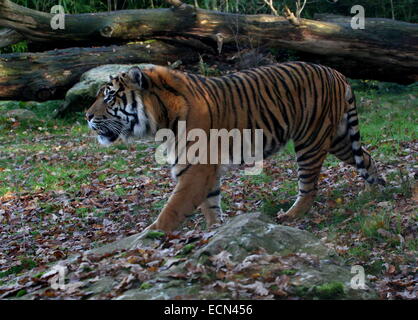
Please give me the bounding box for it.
[0,81,416,299]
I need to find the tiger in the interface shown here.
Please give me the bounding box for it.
[85,62,385,232]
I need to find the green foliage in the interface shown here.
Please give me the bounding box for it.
[139,282,153,290]
[15,289,27,297]
[294,281,345,299]
[198,55,221,77]
[13,0,169,13]
[261,199,292,217]
[0,258,37,278]
[146,230,165,239]
[0,40,28,54]
[349,79,415,95]
[312,281,345,299]
[13,0,108,13]
[180,243,196,255]
[280,269,297,275]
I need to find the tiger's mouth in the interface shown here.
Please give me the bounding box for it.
[88,120,126,145]
[97,131,119,145]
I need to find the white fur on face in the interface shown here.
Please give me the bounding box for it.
[97,135,113,146]
[133,98,149,138]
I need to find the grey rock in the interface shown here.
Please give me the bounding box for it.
[5,108,37,120]
[117,213,377,300]
[12,212,377,300]
[194,213,331,260]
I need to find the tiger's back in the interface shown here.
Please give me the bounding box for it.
[187,62,350,154]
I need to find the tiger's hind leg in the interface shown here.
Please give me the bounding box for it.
[277,125,332,223]
[330,111,385,186]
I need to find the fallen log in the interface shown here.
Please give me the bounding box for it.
[0,27,23,48]
[0,0,417,83]
[0,41,198,101]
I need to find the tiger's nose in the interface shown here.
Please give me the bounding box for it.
[86,113,94,121]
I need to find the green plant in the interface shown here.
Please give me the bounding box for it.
[0,41,28,54]
[145,230,165,239]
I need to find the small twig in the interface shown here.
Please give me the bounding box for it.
[168,60,182,69]
[263,0,279,16]
[296,0,307,19]
[215,33,225,55]
[283,5,300,26]
[390,0,395,20]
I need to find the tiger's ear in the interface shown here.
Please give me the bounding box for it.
[126,67,149,90]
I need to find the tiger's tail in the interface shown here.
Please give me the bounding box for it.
[345,86,385,185]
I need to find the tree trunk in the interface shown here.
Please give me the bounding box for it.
[0,27,23,48]
[0,41,198,101]
[0,0,417,83]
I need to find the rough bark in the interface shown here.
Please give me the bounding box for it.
[0,41,198,101]
[0,27,23,47]
[0,0,417,83]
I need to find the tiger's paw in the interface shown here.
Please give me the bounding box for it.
[276,204,310,223]
[276,209,297,223]
[144,222,158,232]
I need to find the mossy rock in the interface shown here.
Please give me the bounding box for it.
[11,212,377,300]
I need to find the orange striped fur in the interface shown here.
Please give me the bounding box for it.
[86,62,384,232]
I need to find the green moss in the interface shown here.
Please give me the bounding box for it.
[139,282,153,290]
[280,269,297,276]
[180,244,196,255]
[197,254,211,266]
[145,231,165,240]
[312,282,345,299]
[15,289,27,298]
[0,258,36,278]
[33,271,45,279]
[261,199,292,217]
[348,245,372,260]
[294,282,345,299]
[293,285,311,297]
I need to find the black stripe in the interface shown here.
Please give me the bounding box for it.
[300,188,317,194]
[207,189,221,198]
[189,75,213,128]
[175,164,192,178]
[298,172,318,180]
[151,93,170,128]
[350,132,361,141]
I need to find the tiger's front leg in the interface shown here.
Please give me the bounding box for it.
[146,164,220,232]
[277,129,332,223]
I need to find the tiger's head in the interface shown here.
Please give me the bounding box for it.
[86,66,153,145]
